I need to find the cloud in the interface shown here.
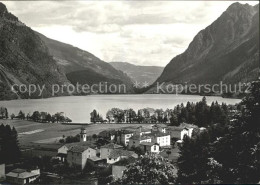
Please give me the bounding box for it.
[3,1,259,67]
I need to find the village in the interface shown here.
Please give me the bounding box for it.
[0,120,206,184]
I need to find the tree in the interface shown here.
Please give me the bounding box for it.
[177,80,260,184]
[10,113,15,120]
[46,113,52,123]
[32,111,40,122]
[0,107,7,119]
[90,109,98,123]
[0,124,20,164]
[170,113,178,126]
[177,132,210,184]
[125,109,136,123]
[5,108,8,119]
[17,110,25,120]
[166,150,171,158]
[119,155,176,184]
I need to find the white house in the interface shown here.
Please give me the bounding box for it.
[6,168,40,185]
[148,132,171,147]
[180,127,194,140]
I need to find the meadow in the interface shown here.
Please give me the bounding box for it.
[1,119,152,147]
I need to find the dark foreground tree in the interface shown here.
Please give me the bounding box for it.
[177,80,260,184]
[116,155,177,184]
[0,124,21,163]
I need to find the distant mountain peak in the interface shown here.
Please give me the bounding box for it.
[151,1,259,92]
[110,62,163,84]
[226,2,257,16]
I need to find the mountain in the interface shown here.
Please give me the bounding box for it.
[151,3,259,94]
[37,33,134,93]
[110,62,163,85]
[0,2,134,100]
[0,3,69,99]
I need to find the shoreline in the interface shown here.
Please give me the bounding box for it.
[0,93,243,102]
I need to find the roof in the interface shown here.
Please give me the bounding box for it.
[68,145,94,153]
[62,141,97,150]
[101,143,123,149]
[140,142,159,146]
[135,126,151,132]
[108,149,137,159]
[89,156,103,162]
[152,124,167,128]
[167,126,183,131]
[130,134,151,140]
[113,157,136,166]
[6,169,39,179]
[147,131,169,137]
[120,129,134,135]
[176,140,183,143]
[167,123,197,131]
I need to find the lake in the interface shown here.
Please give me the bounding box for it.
[0,95,241,123]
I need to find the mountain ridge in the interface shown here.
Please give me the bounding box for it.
[110,62,163,85]
[0,2,70,99]
[37,33,134,93]
[151,2,259,94]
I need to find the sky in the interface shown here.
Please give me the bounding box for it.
[3,1,259,67]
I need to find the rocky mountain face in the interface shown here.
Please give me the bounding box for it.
[38,33,134,93]
[0,2,134,100]
[152,3,259,94]
[110,62,163,85]
[0,3,69,99]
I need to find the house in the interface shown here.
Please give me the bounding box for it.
[112,157,136,179]
[99,130,117,141]
[100,143,123,159]
[147,132,171,147]
[67,145,97,170]
[166,127,183,139]
[118,130,134,146]
[134,126,151,135]
[128,134,152,148]
[6,168,40,185]
[107,149,138,164]
[152,124,167,133]
[180,127,194,140]
[57,143,76,162]
[167,123,198,139]
[140,142,160,154]
[0,164,5,181]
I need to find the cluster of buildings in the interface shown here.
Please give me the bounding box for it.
[56,123,199,173]
[0,123,203,184]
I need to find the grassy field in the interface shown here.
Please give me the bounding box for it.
[1,119,153,147]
